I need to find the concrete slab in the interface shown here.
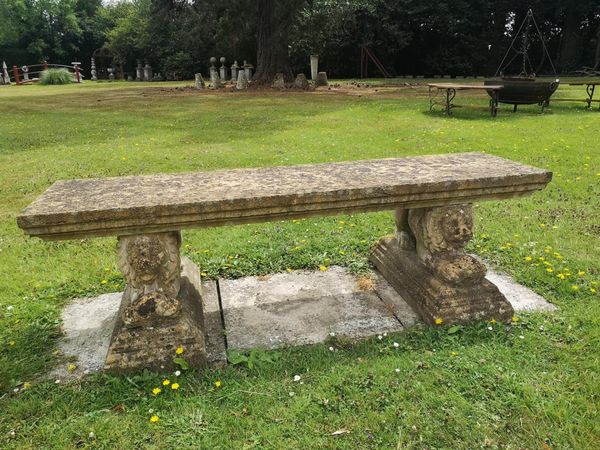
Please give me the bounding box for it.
[220,266,406,350]
[51,266,556,378]
[51,292,120,380]
[486,271,557,312]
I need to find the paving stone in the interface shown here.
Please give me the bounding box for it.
[220,266,405,350]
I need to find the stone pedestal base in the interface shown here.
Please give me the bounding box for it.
[370,237,513,325]
[104,257,207,372]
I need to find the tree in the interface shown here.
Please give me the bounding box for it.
[253,0,306,83]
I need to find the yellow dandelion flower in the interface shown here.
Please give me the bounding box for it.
[571,285,579,291]
[546,268,554,273]
[162,379,170,386]
[451,351,458,357]
[339,250,346,255]
[524,256,533,262]
[171,383,180,390]
[201,272,207,277]
[23,382,31,390]
[175,346,184,355]
[9,340,15,346]
[511,316,519,322]
[592,281,598,286]
[150,415,159,423]
[557,273,566,280]
[152,387,161,396]
[538,256,545,261]
[489,318,496,324]
[100,280,107,285]
[578,271,585,277]
[591,288,597,294]
[67,363,77,373]
[434,317,443,325]
[286,267,292,273]
[319,266,327,271]
[214,380,222,388]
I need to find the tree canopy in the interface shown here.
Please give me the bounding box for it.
[1,0,599,79]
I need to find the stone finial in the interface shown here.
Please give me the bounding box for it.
[294,73,309,90]
[195,73,206,89]
[219,57,227,81]
[315,71,328,87]
[272,72,285,89]
[236,70,248,90]
[108,67,115,81]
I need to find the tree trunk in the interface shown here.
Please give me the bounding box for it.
[557,7,583,72]
[594,23,600,70]
[253,0,295,84]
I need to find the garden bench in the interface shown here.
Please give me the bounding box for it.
[17,152,552,372]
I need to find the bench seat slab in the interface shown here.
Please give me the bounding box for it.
[104,232,207,373]
[370,205,513,324]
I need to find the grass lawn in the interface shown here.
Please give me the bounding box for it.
[0,80,599,449]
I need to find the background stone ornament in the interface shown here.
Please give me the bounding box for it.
[117,232,181,301]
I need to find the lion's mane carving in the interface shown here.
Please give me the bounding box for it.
[408,205,486,285]
[117,232,181,300]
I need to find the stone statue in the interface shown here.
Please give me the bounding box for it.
[406,205,486,286]
[21,65,29,82]
[117,232,181,302]
[195,73,205,89]
[90,58,98,81]
[230,60,239,82]
[135,60,143,81]
[1,61,10,85]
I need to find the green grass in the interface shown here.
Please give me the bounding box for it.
[0,80,599,449]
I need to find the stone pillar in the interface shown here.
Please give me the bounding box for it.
[104,231,207,372]
[195,73,205,89]
[236,70,248,90]
[143,62,152,82]
[90,58,98,81]
[22,65,29,82]
[219,57,227,81]
[108,68,115,81]
[1,61,10,85]
[230,60,239,82]
[210,70,222,89]
[243,60,253,81]
[370,205,513,325]
[135,60,143,81]
[310,55,319,80]
[209,57,217,79]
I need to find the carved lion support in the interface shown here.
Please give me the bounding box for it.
[104,231,207,373]
[371,205,513,325]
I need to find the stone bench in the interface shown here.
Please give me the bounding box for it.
[17,152,552,372]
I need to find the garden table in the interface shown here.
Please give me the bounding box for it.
[428,83,504,117]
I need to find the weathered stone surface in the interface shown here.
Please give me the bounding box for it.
[220,266,406,350]
[236,70,248,90]
[117,232,181,301]
[316,71,328,86]
[194,73,205,89]
[18,153,552,240]
[104,256,207,373]
[202,281,227,367]
[272,72,286,89]
[294,73,309,90]
[370,235,513,325]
